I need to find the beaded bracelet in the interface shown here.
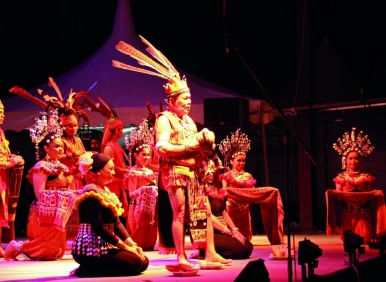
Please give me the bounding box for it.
[116,239,126,249]
[125,237,138,247]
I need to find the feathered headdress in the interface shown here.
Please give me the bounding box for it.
[9,77,91,126]
[89,95,123,149]
[218,128,251,168]
[112,35,190,98]
[333,127,374,169]
[29,108,64,160]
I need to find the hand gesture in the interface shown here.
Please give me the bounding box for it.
[232,230,247,244]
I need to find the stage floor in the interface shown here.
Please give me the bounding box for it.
[0,233,382,282]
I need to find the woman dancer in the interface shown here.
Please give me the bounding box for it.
[100,101,130,226]
[331,127,383,243]
[5,110,74,260]
[124,119,158,251]
[70,152,148,277]
[219,129,284,245]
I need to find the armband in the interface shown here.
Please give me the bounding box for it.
[155,141,168,151]
[184,145,193,152]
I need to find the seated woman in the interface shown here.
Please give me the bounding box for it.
[124,120,158,251]
[219,129,284,245]
[190,154,253,260]
[326,127,386,243]
[5,110,74,260]
[70,152,148,277]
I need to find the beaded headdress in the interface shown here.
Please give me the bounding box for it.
[112,35,190,98]
[333,127,374,169]
[125,119,154,167]
[29,108,64,160]
[0,99,3,108]
[218,128,251,168]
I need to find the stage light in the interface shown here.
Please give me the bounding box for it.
[298,238,323,280]
[343,229,365,265]
[369,234,386,255]
[298,238,323,264]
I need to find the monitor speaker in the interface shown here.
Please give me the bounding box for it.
[204,97,249,142]
[234,259,270,282]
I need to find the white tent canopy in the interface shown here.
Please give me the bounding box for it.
[3,0,263,132]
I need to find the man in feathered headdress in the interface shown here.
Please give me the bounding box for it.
[0,99,25,257]
[113,35,231,267]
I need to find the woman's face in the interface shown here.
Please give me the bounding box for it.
[134,147,151,167]
[44,137,64,160]
[63,121,78,137]
[99,159,115,185]
[346,151,361,171]
[230,153,246,172]
[113,125,123,139]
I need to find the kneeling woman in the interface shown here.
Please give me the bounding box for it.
[71,152,149,277]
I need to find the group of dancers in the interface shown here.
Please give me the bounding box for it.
[0,35,385,277]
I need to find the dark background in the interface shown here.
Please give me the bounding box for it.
[1,0,385,105]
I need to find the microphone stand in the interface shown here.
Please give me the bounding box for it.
[232,46,317,282]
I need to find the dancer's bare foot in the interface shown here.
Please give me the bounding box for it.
[205,251,232,264]
[0,246,5,258]
[177,254,195,267]
[4,240,21,261]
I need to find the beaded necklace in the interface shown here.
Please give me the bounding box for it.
[130,165,157,182]
[219,171,257,188]
[171,111,195,141]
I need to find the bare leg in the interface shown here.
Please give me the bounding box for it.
[204,215,232,264]
[0,227,4,257]
[168,187,193,266]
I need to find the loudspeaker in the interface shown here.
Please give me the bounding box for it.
[234,259,270,282]
[204,97,249,143]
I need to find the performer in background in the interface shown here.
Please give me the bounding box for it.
[90,136,101,153]
[59,100,87,191]
[57,90,91,244]
[100,99,130,226]
[190,153,253,260]
[70,152,148,277]
[0,99,25,257]
[112,35,231,268]
[5,109,75,261]
[326,127,386,244]
[219,129,284,246]
[124,119,158,251]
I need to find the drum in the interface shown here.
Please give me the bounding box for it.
[3,163,24,241]
[7,163,24,221]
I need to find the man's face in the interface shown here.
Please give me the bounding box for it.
[171,92,191,116]
[91,139,101,151]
